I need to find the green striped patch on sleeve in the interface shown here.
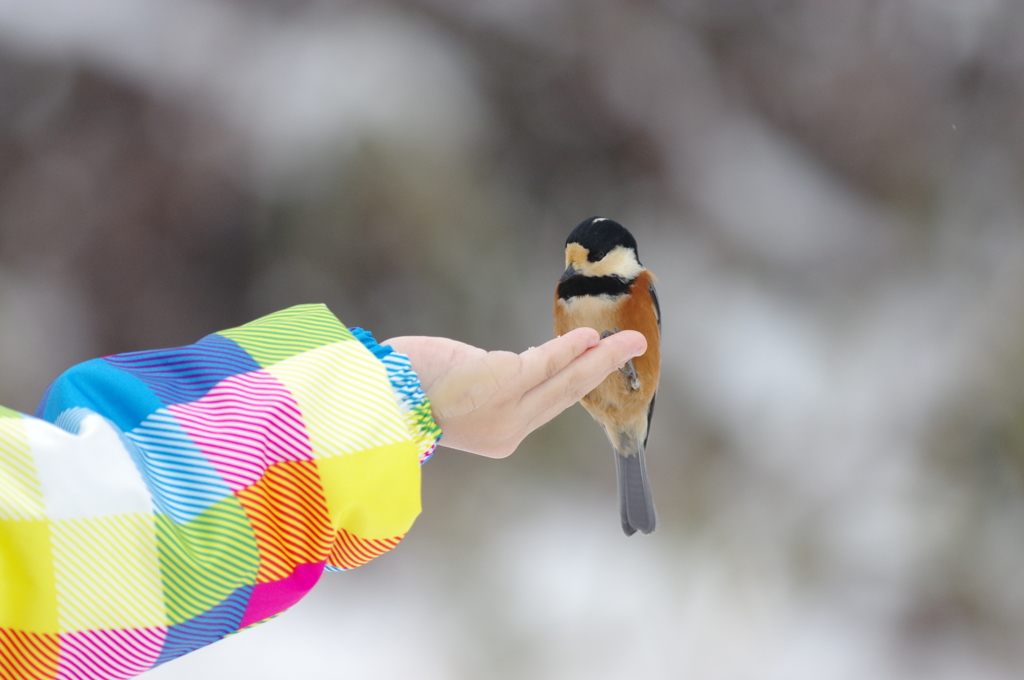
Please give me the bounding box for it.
[219,304,354,368]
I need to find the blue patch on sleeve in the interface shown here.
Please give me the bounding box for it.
[37,358,164,433]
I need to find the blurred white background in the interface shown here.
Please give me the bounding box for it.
[3,0,1024,677]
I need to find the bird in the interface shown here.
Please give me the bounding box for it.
[553,217,660,535]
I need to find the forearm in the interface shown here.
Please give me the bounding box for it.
[0,304,439,679]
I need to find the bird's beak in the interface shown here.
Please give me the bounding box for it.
[560,265,579,282]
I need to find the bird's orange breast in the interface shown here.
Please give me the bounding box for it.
[553,270,660,437]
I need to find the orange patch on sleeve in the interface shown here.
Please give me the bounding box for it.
[236,461,334,584]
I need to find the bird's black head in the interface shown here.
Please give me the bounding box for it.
[566,217,640,265]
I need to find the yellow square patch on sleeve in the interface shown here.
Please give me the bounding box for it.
[317,441,421,541]
[267,342,411,460]
[51,513,166,632]
[0,519,59,633]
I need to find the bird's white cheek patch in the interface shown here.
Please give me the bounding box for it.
[581,247,644,279]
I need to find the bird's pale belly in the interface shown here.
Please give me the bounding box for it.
[554,293,625,335]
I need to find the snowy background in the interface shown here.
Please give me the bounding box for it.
[3,0,1024,678]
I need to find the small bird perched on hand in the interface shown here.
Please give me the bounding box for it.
[554,217,661,535]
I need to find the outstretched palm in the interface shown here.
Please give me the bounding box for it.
[385,328,646,458]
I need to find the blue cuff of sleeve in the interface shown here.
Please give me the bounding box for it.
[349,327,441,464]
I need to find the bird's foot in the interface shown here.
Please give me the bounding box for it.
[602,328,641,390]
[621,359,640,390]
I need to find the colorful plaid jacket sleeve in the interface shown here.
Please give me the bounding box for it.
[0,304,441,679]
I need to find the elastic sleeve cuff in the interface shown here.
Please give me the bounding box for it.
[348,328,441,464]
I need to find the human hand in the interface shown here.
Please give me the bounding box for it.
[383,328,647,458]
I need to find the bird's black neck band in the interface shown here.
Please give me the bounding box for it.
[557,275,631,300]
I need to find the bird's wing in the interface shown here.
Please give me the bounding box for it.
[649,281,661,332]
[644,391,656,448]
[644,280,660,448]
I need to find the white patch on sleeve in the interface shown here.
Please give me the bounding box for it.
[28,412,154,519]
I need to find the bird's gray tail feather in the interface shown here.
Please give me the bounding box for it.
[615,444,657,536]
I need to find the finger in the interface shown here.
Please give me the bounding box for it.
[517,327,601,390]
[519,330,647,429]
